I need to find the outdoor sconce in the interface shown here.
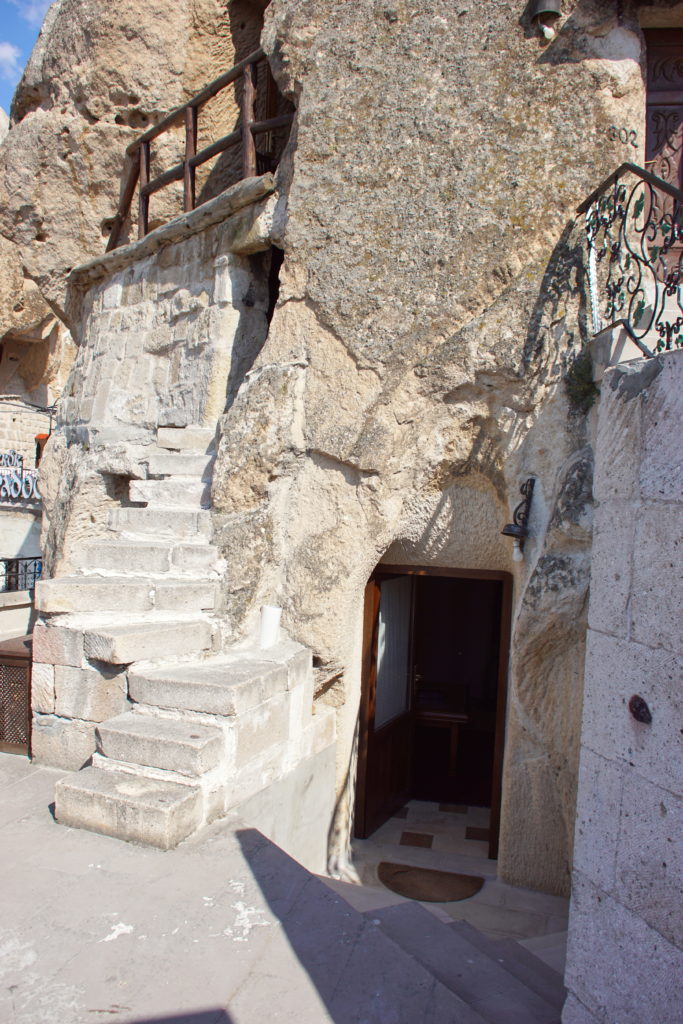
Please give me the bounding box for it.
[502,478,535,562]
[529,0,562,40]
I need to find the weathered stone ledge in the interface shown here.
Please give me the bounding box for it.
[69,174,277,289]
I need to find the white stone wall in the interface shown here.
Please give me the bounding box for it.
[563,352,683,1023]
[0,509,41,560]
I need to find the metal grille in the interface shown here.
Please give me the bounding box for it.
[0,662,30,752]
[1,557,42,592]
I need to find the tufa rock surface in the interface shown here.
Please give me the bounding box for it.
[209,0,644,890]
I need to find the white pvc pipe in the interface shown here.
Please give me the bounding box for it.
[259,604,282,648]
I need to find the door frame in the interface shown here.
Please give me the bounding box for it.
[355,564,513,860]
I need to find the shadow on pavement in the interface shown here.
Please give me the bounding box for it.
[235,826,455,1023]
[128,1012,232,1023]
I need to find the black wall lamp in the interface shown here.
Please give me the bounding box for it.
[529,0,562,40]
[502,478,535,562]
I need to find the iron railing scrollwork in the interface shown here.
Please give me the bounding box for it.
[1,557,42,593]
[0,450,40,503]
[578,161,683,356]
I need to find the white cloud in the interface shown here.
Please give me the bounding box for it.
[0,41,22,83]
[9,0,53,29]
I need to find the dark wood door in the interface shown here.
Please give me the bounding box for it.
[644,30,683,188]
[355,566,512,859]
[0,636,32,755]
[355,573,415,838]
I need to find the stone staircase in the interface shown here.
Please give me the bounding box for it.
[33,425,334,851]
[317,876,567,1023]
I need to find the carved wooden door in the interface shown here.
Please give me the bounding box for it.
[645,30,683,188]
[643,31,683,286]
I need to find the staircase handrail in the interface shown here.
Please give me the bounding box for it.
[106,47,293,251]
[576,161,683,215]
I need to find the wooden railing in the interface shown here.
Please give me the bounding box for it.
[106,47,293,251]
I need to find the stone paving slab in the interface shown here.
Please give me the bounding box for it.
[0,753,483,1024]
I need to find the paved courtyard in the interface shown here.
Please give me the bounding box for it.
[0,752,568,1023]
[0,753,468,1023]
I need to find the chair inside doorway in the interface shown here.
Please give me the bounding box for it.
[355,566,512,859]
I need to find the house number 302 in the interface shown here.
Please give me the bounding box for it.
[608,125,638,149]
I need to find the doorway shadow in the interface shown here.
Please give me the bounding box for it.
[234,827,450,1022]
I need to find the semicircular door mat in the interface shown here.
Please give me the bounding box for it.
[378,861,484,902]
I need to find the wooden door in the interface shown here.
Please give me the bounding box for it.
[644,30,683,188]
[355,565,512,859]
[355,573,415,838]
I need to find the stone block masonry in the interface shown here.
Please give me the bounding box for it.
[563,352,683,1024]
[29,188,336,860]
[58,178,275,453]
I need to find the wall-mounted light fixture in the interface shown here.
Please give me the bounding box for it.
[529,0,562,40]
[502,478,535,561]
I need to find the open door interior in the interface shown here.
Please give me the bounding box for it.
[355,566,511,859]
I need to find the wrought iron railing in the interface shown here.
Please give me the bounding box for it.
[578,162,683,356]
[1,557,42,593]
[106,48,293,250]
[0,450,40,503]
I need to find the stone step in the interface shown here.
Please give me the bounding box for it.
[129,657,289,716]
[36,576,218,614]
[153,580,219,613]
[83,618,213,665]
[451,921,566,1013]
[75,540,219,575]
[55,765,202,850]
[109,507,212,540]
[147,450,215,479]
[156,426,216,452]
[129,478,211,508]
[370,903,562,1024]
[97,712,224,777]
[36,576,155,614]
[169,543,219,572]
[518,931,568,977]
[76,540,171,574]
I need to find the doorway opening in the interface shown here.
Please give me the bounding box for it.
[354,566,512,860]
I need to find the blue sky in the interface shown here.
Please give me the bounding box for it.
[0,0,52,114]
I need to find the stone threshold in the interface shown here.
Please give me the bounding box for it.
[69,173,277,289]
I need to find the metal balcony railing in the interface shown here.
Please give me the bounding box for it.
[1,557,42,593]
[106,48,293,251]
[578,162,683,357]
[0,450,40,504]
